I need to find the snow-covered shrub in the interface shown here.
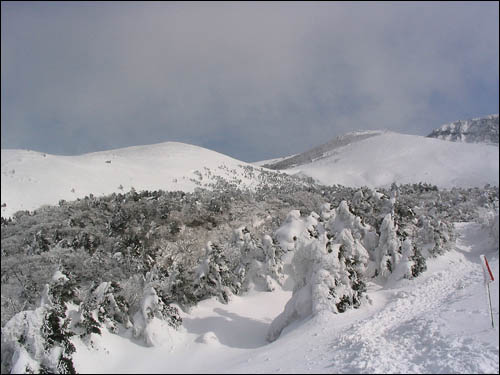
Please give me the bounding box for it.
[349,187,393,230]
[231,227,284,292]
[325,200,378,254]
[275,210,320,251]
[84,272,183,347]
[387,238,427,282]
[1,271,77,374]
[477,207,499,249]
[194,242,236,303]
[415,215,454,257]
[154,253,197,308]
[268,204,370,342]
[131,285,181,347]
[80,281,130,335]
[74,307,101,342]
[489,213,499,249]
[373,214,401,279]
[41,307,76,373]
[2,307,50,374]
[262,234,285,289]
[2,181,497,352]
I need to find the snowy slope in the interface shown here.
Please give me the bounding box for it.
[1,142,267,218]
[71,221,499,374]
[271,131,499,188]
[260,130,383,170]
[427,114,499,145]
[251,154,298,167]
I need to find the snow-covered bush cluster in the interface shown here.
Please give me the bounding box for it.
[267,182,498,341]
[267,187,455,341]
[1,175,498,371]
[1,272,78,374]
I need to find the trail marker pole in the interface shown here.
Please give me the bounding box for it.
[479,254,495,329]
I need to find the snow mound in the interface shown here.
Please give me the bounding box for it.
[196,331,220,344]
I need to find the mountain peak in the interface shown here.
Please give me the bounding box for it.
[427,114,499,145]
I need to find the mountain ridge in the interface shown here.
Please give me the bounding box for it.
[426,114,499,144]
[3,119,499,218]
[262,130,385,170]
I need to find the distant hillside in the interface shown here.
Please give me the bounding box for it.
[0,142,273,218]
[427,114,499,144]
[262,130,383,170]
[4,119,500,218]
[260,131,499,188]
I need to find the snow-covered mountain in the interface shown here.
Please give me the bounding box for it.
[3,128,499,219]
[1,142,269,218]
[427,114,499,144]
[1,128,499,374]
[260,130,499,188]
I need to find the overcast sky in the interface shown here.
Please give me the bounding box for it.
[1,1,499,161]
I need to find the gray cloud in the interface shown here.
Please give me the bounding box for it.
[2,2,499,161]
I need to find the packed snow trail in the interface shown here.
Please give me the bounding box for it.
[73,222,498,373]
[327,227,499,374]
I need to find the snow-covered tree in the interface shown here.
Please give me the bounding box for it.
[268,204,370,342]
[230,226,284,292]
[387,238,426,282]
[373,214,401,279]
[262,234,285,289]
[194,242,235,303]
[1,271,77,374]
[416,214,454,257]
[131,284,181,347]
[79,281,130,335]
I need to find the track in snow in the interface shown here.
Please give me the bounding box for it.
[319,222,499,374]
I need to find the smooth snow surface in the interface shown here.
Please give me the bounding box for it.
[1,142,266,218]
[72,222,499,374]
[278,132,499,188]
